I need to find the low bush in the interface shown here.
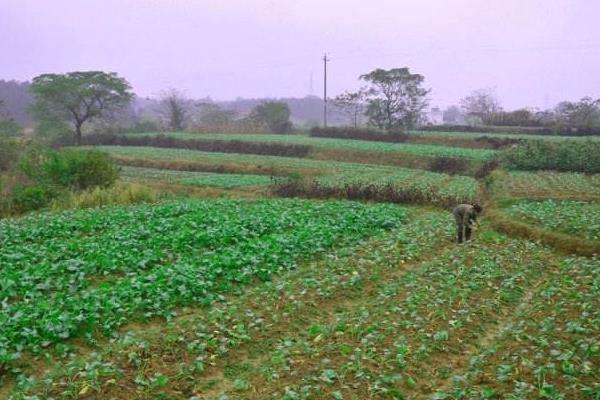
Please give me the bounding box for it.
[419,124,600,136]
[500,140,600,173]
[428,156,470,175]
[310,126,410,142]
[19,148,119,190]
[81,133,312,158]
[10,184,56,213]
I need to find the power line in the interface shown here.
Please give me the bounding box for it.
[323,53,330,127]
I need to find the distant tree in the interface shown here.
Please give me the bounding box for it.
[554,97,600,128]
[0,99,22,137]
[487,108,540,127]
[29,71,133,145]
[158,89,192,131]
[333,90,366,128]
[360,68,430,130]
[250,101,292,133]
[460,89,502,125]
[0,80,33,125]
[442,105,464,124]
[197,103,237,127]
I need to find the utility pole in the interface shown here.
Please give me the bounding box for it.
[323,53,330,127]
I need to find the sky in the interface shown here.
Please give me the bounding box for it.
[1,0,599,109]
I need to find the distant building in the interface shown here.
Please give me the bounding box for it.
[428,107,443,125]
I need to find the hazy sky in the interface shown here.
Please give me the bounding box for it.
[1,0,599,109]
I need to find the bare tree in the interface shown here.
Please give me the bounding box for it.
[158,89,192,130]
[460,88,502,125]
[333,90,366,128]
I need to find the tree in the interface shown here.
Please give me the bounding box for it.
[157,89,193,131]
[333,90,366,128]
[29,71,133,145]
[460,88,502,125]
[359,68,430,130]
[197,103,237,127]
[0,99,22,137]
[249,101,292,134]
[554,97,600,128]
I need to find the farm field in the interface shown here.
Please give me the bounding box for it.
[412,130,600,141]
[503,199,600,241]
[3,206,598,399]
[2,132,599,400]
[0,199,405,360]
[120,166,273,188]
[102,146,479,206]
[490,170,600,201]
[125,131,497,160]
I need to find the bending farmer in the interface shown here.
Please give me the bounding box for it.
[453,203,483,243]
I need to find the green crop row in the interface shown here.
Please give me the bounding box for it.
[452,255,599,399]
[490,170,600,201]
[120,166,273,188]
[91,146,480,205]
[125,131,497,160]
[0,199,406,363]
[503,199,600,241]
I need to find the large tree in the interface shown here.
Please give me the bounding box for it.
[157,89,193,130]
[460,88,502,125]
[360,68,430,130]
[333,90,366,128]
[249,101,292,133]
[197,103,237,127]
[30,71,133,144]
[554,97,600,128]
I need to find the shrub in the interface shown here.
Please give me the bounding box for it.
[19,148,119,190]
[310,126,410,142]
[500,140,600,173]
[10,184,56,213]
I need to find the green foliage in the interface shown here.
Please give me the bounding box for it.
[0,137,20,171]
[489,170,600,200]
[500,140,600,172]
[19,148,119,190]
[29,71,133,144]
[0,119,22,137]
[504,199,600,241]
[250,101,292,134]
[51,182,159,211]
[0,199,405,357]
[360,67,430,130]
[10,184,56,213]
[121,166,273,188]
[116,132,497,160]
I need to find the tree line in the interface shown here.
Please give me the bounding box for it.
[1,69,599,144]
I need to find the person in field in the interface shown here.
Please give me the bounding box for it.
[453,203,482,243]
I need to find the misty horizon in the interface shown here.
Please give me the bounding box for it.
[2,0,599,110]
